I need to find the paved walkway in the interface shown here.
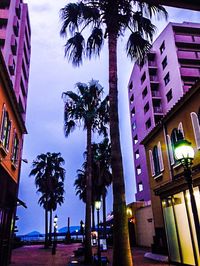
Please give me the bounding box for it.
[10,243,170,266]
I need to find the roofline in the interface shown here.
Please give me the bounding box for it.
[142,79,200,145]
[0,52,27,134]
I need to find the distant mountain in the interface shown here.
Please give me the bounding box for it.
[59,226,80,234]
[26,231,42,236]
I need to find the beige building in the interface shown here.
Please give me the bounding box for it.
[142,80,200,265]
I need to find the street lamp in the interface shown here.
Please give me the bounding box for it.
[95,200,102,265]
[52,215,58,255]
[80,220,85,242]
[174,139,200,253]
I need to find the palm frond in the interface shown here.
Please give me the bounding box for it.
[86,27,104,58]
[126,31,152,62]
[64,120,76,137]
[64,33,85,66]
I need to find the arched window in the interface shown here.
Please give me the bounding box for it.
[191,112,200,149]
[152,146,161,176]
[171,128,183,162]
[0,105,11,150]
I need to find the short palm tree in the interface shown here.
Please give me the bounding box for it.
[30,152,66,248]
[62,80,109,262]
[60,2,167,265]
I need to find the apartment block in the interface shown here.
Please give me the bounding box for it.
[128,22,200,201]
[0,0,31,121]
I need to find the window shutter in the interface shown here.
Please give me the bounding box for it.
[149,150,155,177]
[6,120,11,150]
[0,105,6,141]
[158,141,164,171]
[178,122,184,138]
[167,134,175,165]
[191,112,200,149]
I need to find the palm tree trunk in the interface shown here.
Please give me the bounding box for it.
[85,125,92,263]
[49,210,52,245]
[44,205,48,248]
[92,202,95,230]
[102,194,106,239]
[108,32,133,266]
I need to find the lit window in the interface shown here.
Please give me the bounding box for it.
[160,41,165,54]
[0,107,11,150]
[162,56,167,69]
[134,135,138,144]
[135,150,140,159]
[136,166,142,175]
[164,72,170,86]
[132,121,136,130]
[131,107,135,117]
[129,82,133,91]
[138,182,143,192]
[166,89,173,102]
[130,94,134,104]
[11,132,19,164]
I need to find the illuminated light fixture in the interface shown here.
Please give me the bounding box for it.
[95,200,101,211]
[174,138,200,256]
[174,139,194,166]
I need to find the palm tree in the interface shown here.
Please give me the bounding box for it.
[60,2,167,265]
[62,80,109,262]
[30,152,66,248]
[92,138,112,238]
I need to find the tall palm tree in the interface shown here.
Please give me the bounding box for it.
[60,2,167,265]
[30,152,66,248]
[92,138,112,238]
[62,80,109,262]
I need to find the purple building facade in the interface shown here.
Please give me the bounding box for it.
[0,0,31,122]
[128,22,200,201]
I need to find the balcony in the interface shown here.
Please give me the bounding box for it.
[8,54,15,76]
[0,29,6,46]
[13,16,19,37]
[0,9,8,19]
[15,0,21,19]
[153,106,163,114]
[149,75,159,82]
[151,90,161,98]
[175,35,200,49]
[180,67,200,78]
[0,0,10,9]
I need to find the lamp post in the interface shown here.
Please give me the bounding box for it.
[80,220,85,242]
[95,200,102,265]
[174,139,200,254]
[52,215,58,255]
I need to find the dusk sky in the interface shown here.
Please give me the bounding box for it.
[16,1,200,235]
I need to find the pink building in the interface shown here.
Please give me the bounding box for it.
[0,0,31,122]
[128,22,200,201]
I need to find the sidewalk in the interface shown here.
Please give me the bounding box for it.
[10,243,170,266]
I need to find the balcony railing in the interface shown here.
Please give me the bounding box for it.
[150,75,158,82]
[0,0,10,9]
[151,90,160,97]
[153,106,163,113]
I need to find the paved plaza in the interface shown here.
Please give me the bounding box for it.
[9,243,170,266]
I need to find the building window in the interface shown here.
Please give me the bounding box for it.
[135,149,140,159]
[162,56,167,69]
[141,72,146,84]
[132,121,136,130]
[191,111,200,149]
[131,107,135,117]
[130,94,134,104]
[142,87,148,98]
[164,72,170,86]
[138,182,143,192]
[129,82,133,91]
[144,102,150,114]
[160,41,165,54]
[0,107,11,150]
[166,89,173,102]
[171,128,184,163]
[152,146,160,176]
[134,135,138,144]
[145,118,151,129]
[11,132,19,164]
[136,166,142,175]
